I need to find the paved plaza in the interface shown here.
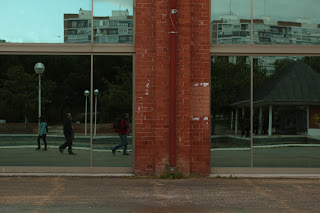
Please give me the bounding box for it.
[1,145,320,168]
[1,177,320,212]
[1,134,320,168]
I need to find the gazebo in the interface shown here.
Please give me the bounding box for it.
[231,61,320,136]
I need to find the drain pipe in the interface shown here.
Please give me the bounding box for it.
[169,0,177,171]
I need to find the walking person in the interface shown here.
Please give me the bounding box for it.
[112,113,130,155]
[244,116,250,137]
[59,113,76,155]
[36,117,48,150]
[275,117,280,133]
[240,115,245,137]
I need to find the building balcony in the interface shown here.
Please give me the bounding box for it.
[67,35,90,41]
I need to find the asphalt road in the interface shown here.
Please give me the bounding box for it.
[0,177,320,212]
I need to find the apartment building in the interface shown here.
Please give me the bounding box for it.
[212,15,320,45]
[64,9,133,44]
[212,15,320,74]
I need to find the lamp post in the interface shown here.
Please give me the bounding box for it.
[84,90,90,136]
[94,89,99,136]
[34,63,45,134]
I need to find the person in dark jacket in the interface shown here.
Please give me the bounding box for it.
[36,117,48,150]
[112,113,130,155]
[244,117,250,137]
[240,115,246,137]
[59,113,76,155]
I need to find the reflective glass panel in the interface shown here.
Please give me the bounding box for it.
[0,0,92,43]
[211,56,251,167]
[0,55,91,166]
[93,0,133,44]
[253,0,320,45]
[92,56,133,167]
[211,0,251,44]
[253,56,320,167]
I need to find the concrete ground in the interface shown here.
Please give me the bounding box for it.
[0,176,320,212]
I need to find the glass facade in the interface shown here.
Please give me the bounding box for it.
[0,55,90,166]
[210,55,320,168]
[211,0,320,45]
[92,56,133,167]
[211,0,251,44]
[93,0,133,44]
[0,55,133,167]
[0,1,134,168]
[0,0,92,43]
[253,0,320,45]
[211,1,320,169]
[0,0,133,44]
[253,56,320,167]
[210,56,251,167]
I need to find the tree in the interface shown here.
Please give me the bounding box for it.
[211,57,268,134]
[99,62,133,122]
[211,59,250,116]
[0,66,37,122]
[0,65,56,123]
[303,56,320,72]
[211,59,250,134]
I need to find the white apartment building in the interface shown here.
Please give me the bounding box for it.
[64,9,133,44]
[212,15,320,45]
[212,15,320,74]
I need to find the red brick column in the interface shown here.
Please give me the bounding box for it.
[135,0,210,175]
[190,0,211,175]
[154,0,171,174]
[135,0,157,175]
[175,1,191,174]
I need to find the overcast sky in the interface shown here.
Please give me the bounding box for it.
[0,0,133,43]
[211,0,320,23]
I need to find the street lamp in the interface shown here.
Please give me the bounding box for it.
[34,62,45,134]
[84,90,90,136]
[94,89,99,136]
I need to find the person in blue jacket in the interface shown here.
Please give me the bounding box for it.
[36,117,48,150]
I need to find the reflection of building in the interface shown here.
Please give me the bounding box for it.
[212,15,320,45]
[64,9,91,43]
[231,61,320,136]
[211,55,301,75]
[212,15,320,74]
[64,9,133,43]
[252,56,301,75]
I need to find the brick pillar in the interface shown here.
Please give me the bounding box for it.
[175,1,191,174]
[154,0,171,174]
[135,0,157,175]
[135,0,210,175]
[190,0,211,175]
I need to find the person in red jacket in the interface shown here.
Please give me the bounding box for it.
[112,113,130,155]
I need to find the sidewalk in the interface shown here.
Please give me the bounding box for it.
[0,177,319,212]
